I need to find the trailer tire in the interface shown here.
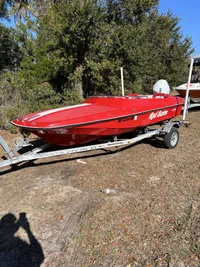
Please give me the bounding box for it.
[164,127,179,149]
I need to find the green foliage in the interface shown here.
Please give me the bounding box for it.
[0,72,25,131]
[0,0,51,19]
[0,23,21,72]
[0,71,81,130]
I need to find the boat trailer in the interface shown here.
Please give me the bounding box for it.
[0,121,183,170]
[184,96,200,109]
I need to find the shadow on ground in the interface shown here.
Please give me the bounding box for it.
[0,213,44,267]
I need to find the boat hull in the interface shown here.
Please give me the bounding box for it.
[175,89,200,103]
[175,83,200,103]
[11,95,183,146]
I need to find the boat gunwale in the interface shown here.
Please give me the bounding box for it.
[11,103,183,130]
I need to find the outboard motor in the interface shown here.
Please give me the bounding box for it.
[153,79,170,97]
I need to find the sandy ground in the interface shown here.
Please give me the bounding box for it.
[0,109,200,267]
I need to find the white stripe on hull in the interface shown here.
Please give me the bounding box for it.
[25,103,91,122]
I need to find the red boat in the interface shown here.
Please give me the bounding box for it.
[11,84,183,147]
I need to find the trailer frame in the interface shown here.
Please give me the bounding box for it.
[0,121,182,170]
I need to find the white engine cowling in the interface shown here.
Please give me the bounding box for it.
[153,79,170,95]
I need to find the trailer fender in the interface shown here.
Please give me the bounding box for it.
[162,121,180,133]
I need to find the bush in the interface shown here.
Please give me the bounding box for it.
[0,71,82,131]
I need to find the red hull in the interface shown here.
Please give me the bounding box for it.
[11,95,183,146]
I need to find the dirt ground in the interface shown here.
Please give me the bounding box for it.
[0,109,200,267]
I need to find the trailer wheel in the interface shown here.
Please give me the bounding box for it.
[164,127,179,149]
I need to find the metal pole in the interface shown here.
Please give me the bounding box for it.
[121,67,124,96]
[183,58,194,121]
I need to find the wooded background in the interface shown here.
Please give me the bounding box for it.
[0,0,193,130]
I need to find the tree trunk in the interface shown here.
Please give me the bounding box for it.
[74,65,84,100]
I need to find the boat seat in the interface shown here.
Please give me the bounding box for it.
[126,94,139,98]
[126,94,150,99]
[127,93,139,97]
[153,93,169,98]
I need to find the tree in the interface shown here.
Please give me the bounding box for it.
[0,23,21,72]
[0,0,59,19]
[117,10,193,92]
[1,0,193,95]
